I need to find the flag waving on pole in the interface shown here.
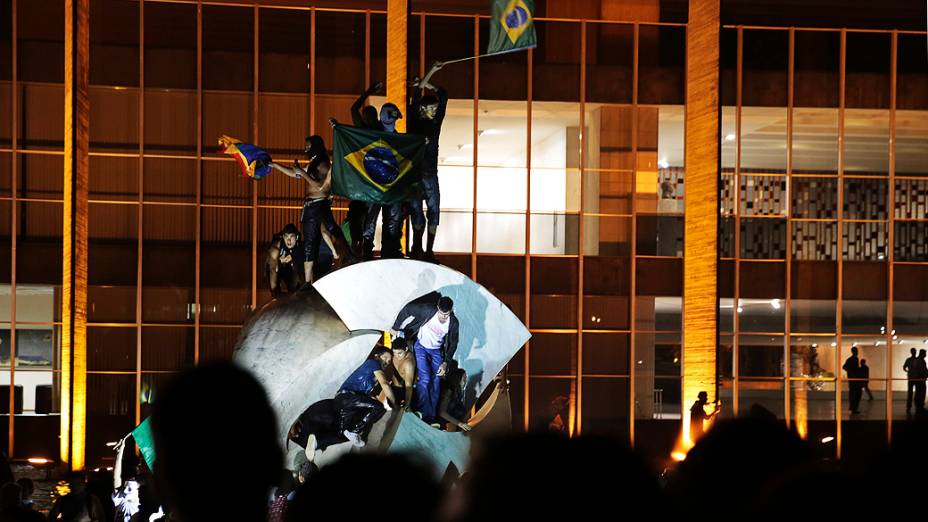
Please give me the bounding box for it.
[131,417,157,471]
[488,0,536,55]
[218,135,272,180]
[332,124,426,204]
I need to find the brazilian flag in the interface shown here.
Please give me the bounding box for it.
[488,0,536,55]
[332,124,426,204]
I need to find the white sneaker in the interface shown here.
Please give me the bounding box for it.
[304,434,317,462]
[343,430,365,448]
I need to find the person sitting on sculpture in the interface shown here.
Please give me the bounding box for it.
[388,336,417,412]
[269,136,352,285]
[438,367,470,432]
[333,346,397,447]
[391,292,459,426]
[266,224,305,298]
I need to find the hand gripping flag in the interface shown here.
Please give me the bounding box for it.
[218,135,272,180]
[332,124,426,205]
[488,0,536,55]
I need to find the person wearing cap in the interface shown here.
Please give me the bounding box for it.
[391,292,459,424]
[689,391,720,441]
[269,136,351,284]
[407,62,447,262]
[266,223,305,297]
[361,102,406,260]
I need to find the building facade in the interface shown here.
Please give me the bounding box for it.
[0,0,925,467]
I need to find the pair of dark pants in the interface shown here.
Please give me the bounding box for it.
[848,382,862,413]
[408,175,441,231]
[300,199,343,264]
[915,382,927,414]
[333,391,385,435]
[363,204,404,257]
[907,380,917,412]
[414,340,443,422]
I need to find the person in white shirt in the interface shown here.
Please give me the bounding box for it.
[391,292,459,424]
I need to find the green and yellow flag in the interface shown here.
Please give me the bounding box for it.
[488,0,536,55]
[332,124,426,204]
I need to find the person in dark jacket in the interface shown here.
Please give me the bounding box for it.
[391,292,459,424]
[406,63,447,261]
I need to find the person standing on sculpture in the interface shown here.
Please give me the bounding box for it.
[333,347,397,447]
[361,103,406,260]
[391,292,459,425]
[406,63,448,261]
[269,136,351,284]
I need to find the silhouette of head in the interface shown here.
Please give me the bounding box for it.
[697,391,709,404]
[459,433,663,521]
[0,483,21,511]
[912,348,917,356]
[152,363,281,522]
[288,454,439,521]
[666,416,814,515]
[861,358,867,366]
[921,349,927,359]
[362,105,380,128]
[851,346,858,356]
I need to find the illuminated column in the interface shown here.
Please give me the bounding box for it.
[386,0,408,133]
[62,0,90,470]
[682,0,720,445]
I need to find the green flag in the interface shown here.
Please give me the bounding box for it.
[132,417,157,471]
[332,124,426,205]
[488,0,536,55]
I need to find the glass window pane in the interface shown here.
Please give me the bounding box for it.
[145,2,197,90]
[203,6,253,91]
[532,21,580,102]
[792,108,838,174]
[142,205,195,323]
[585,22,633,104]
[583,254,629,330]
[743,29,788,107]
[740,335,785,377]
[530,257,577,329]
[638,25,684,105]
[89,203,138,323]
[314,11,363,95]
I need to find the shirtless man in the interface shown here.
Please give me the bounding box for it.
[389,336,417,412]
[269,136,351,284]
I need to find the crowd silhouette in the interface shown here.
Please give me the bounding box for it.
[3,362,927,521]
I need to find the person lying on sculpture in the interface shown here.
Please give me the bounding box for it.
[287,398,348,463]
[333,347,397,447]
[388,336,417,412]
[391,292,459,426]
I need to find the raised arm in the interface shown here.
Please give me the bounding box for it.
[352,82,383,127]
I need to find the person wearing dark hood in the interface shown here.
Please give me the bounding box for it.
[361,102,406,260]
[270,136,352,284]
[406,62,447,261]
